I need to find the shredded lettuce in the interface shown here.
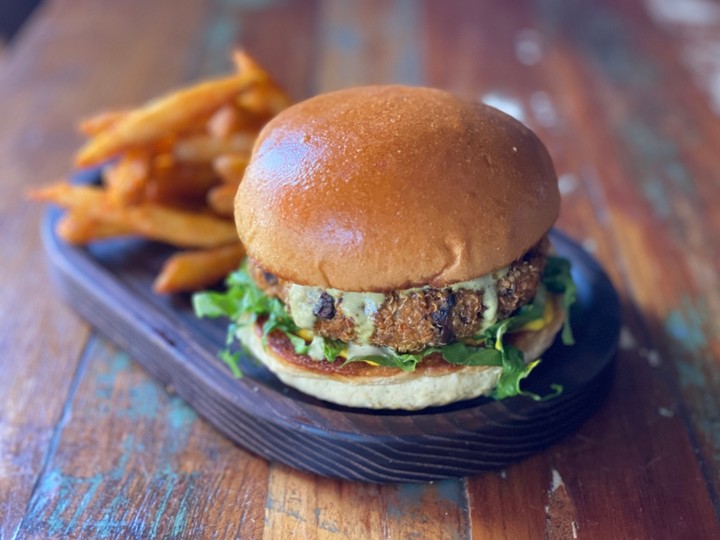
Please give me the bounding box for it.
[322,339,346,363]
[486,315,562,401]
[193,255,576,400]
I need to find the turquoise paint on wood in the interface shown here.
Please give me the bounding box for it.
[384,0,424,86]
[663,295,720,465]
[386,480,465,519]
[617,120,695,221]
[666,296,710,353]
[17,339,202,538]
[318,0,424,89]
[195,0,282,77]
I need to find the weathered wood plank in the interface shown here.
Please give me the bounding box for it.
[5,0,720,536]
[466,458,549,540]
[537,0,720,514]
[264,465,470,539]
[15,337,269,538]
[315,0,424,92]
[424,0,720,535]
[0,0,216,534]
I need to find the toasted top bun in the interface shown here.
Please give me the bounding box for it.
[236,294,565,410]
[235,85,559,291]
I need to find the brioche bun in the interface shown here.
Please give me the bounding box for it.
[235,85,559,291]
[231,85,566,409]
[237,295,565,410]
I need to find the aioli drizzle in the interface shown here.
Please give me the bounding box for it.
[286,267,508,343]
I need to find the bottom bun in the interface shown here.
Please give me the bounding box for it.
[237,295,565,410]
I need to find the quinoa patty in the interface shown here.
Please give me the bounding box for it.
[249,236,550,352]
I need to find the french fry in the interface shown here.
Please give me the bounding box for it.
[109,204,238,247]
[212,154,248,183]
[30,182,105,207]
[75,70,267,167]
[206,104,241,140]
[145,158,220,205]
[31,182,238,248]
[153,243,245,294]
[56,211,134,244]
[207,103,268,135]
[173,133,254,163]
[78,109,129,136]
[237,84,292,116]
[207,182,239,217]
[232,50,265,75]
[233,49,292,116]
[31,52,290,294]
[103,150,150,206]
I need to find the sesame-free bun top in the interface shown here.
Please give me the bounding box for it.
[235,85,559,290]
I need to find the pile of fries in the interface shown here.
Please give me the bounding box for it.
[31,51,290,294]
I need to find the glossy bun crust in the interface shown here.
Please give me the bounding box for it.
[235,85,559,290]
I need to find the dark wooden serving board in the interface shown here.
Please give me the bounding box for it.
[42,196,620,483]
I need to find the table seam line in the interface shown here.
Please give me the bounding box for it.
[12,334,96,539]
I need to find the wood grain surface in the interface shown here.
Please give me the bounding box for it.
[2,0,720,537]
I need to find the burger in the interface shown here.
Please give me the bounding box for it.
[194,85,576,410]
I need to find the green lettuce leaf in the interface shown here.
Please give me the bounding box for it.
[193,264,352,374]
[490,318,563,401]
[440,342,502,366]
[542,255,577,345]
[342,348,438,372]
[193,254,577,400]
[286,332,310,355]
[323,338,346,363]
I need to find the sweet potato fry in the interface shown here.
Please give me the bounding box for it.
[153,243,245,294]
[77,109,130,136]
[173,133,254,163]
[75,70,267,167]
[207,182,239,217]
[212,154,248,183]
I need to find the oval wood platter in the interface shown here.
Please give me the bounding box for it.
[42,193,620,483]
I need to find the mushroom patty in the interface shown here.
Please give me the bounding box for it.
[249,236,549,352]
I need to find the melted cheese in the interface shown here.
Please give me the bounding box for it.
[297,328,314,341]
[519,296,555,331]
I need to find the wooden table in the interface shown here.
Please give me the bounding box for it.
[3,0,720,537]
